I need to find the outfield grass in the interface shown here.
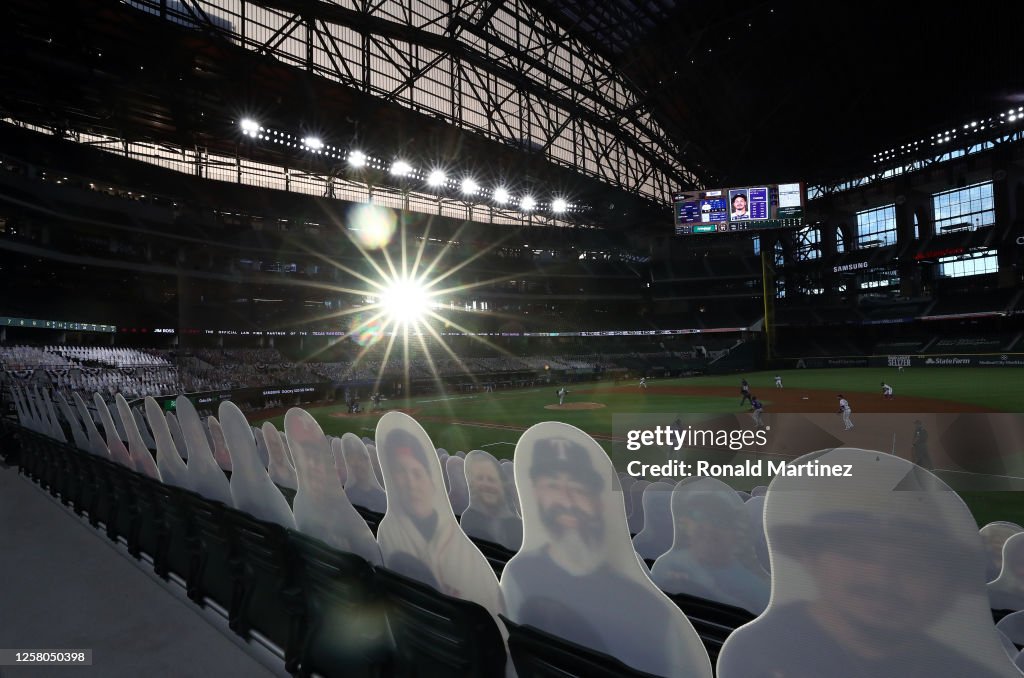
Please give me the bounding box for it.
[686,367,1024,412]
[261,367,1024,526]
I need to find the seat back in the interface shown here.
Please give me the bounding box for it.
[222,507,300,664]
[501,615,662,678]
[376,568,506,678]
[289,533,390,678]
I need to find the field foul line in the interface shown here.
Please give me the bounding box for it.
[416,395,479,404]
[443,419,620,442]
[481,441,515,447]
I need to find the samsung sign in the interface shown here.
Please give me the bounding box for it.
[833,262,869,273]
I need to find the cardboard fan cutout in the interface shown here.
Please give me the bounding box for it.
[446,455,471,515]
[56,392,89,451]
[263,422,298,491]
[219,401,294,529]
[501,421,713,678]
[375,412,504,620]
[73,392,109,457]
[331,437,348,488]
[632,481,676,562]
[284,408,381,565]
[116,394,161,480]
[989,532,1024,612]
[626,479,651,534]
[134,408,157,450]
[175,396,232,505]
[93,393,133,468]
[718,448,1019,678]
[166,411,187,460]
[651,477,769,615]
[461,450,524,551]
[145,396,190,490]
[207,416,233,472]
[982,522,1024,583]
[340,433,387,513]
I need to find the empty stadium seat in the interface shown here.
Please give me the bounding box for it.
[375,568,507,677]
[500,615,663,678]
[289,532,390,678]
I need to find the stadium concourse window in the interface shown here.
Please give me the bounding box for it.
[860,268,899,290]
[933,181,996,233]
[835,226,847,254]
[752,235,761,255]
[773,241,784,268]
[937,249,999,278]
[855,204,897,248]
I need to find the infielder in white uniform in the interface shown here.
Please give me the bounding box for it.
[639,377,647,389]
[557,387,567,405]
[774,375,783,389]
[881,382,893,400]
[837,395,853,430]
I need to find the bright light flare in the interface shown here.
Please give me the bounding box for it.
[380,277,430,326]
[520,196,536,211]
[350,204,397,249]
[427,169,447,187]
[552,198,568,213]
[303,136,324,150]
[240,118,259,136]
[391,160,413,177]
[493,187,510,204]
[348,150,367,168]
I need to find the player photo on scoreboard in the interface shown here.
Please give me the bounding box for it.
[729,189,751,221]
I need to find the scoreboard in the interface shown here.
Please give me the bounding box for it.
[674,182,805,235]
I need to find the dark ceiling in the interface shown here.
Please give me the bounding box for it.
[2,0,1022,216]
[548,0,1024,187]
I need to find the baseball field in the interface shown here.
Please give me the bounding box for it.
[260,367,1024,525]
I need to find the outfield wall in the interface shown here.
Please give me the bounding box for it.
[792,354,1024,369]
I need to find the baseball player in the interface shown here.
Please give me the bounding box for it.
[751,395,765,429]
[774,375,783,389]
[740,377,752,407]
[639,377,648,390]
[557,387,567,405]
[837,394,853,430]
[881,382,894,400]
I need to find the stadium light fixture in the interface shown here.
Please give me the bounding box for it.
[348,151,367,168]
[391,160,413,177]
[461,178,479,195]
[520,196,536,211]
[552,198,568,213]
[493,187,510,204]
[302,136,324,150]
[427,169,447,187]
[240,118,259,136]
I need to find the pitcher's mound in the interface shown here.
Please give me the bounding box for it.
[545,402,606,411]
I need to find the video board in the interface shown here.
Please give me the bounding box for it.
[673,182,805,235]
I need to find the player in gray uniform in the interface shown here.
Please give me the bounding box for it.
[837,395,853,430]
